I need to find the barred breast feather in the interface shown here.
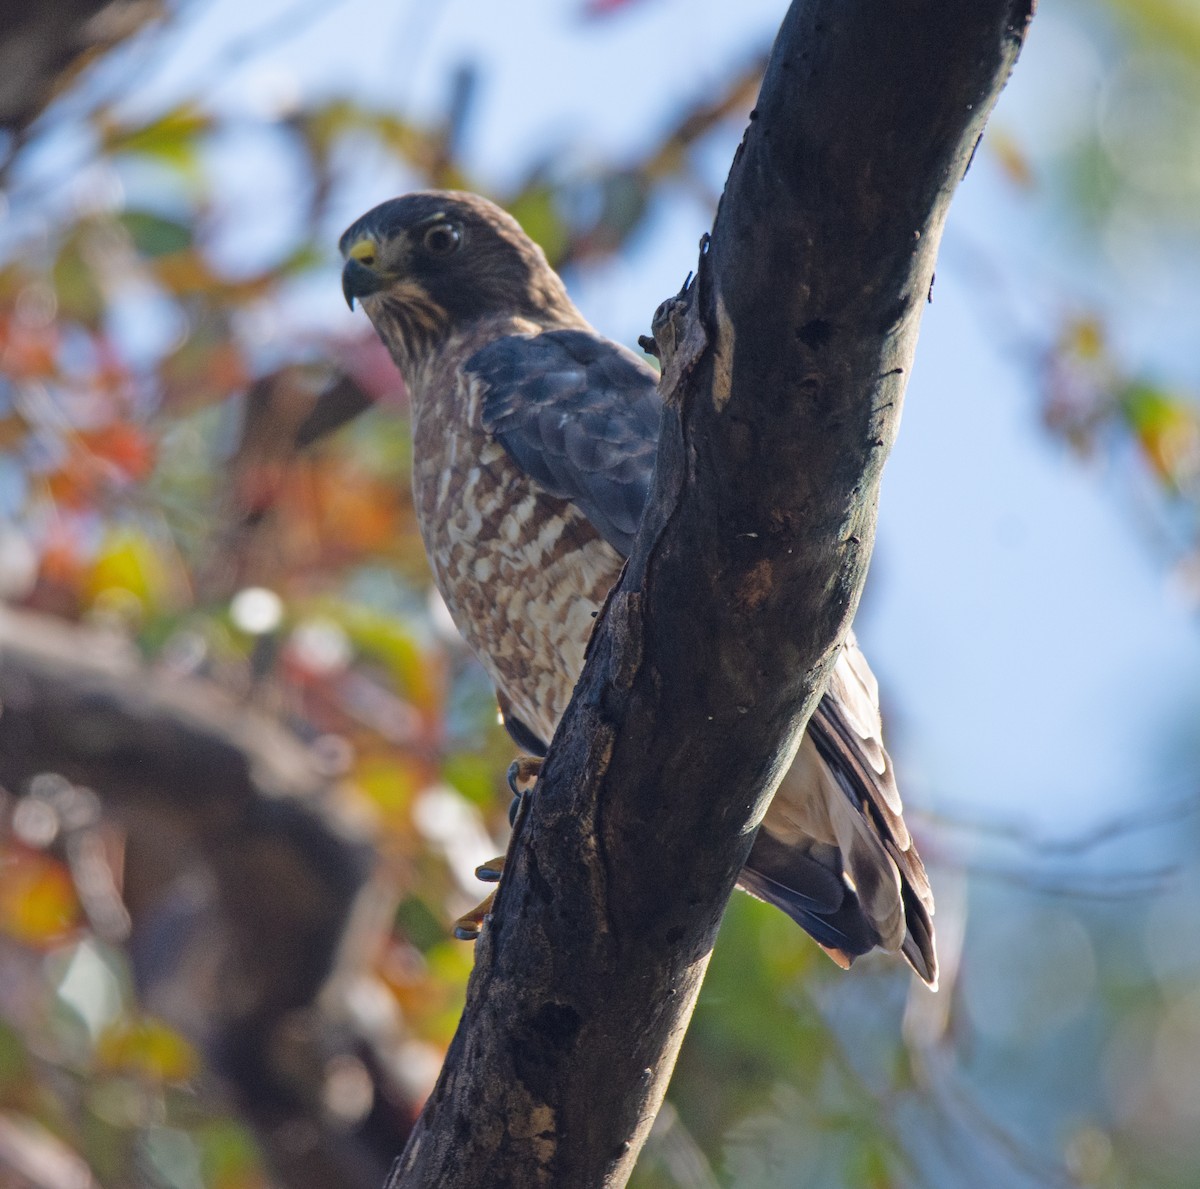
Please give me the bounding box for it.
[404,322,936,986]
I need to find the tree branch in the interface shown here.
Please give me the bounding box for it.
[0,0,161,137]
[0,607,415,1188]
[392,1,1034,1185]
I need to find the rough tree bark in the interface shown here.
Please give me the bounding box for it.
[389,1,1034,1186]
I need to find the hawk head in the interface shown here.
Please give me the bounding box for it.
[340,191,574,377]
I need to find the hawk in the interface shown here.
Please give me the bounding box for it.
[339,191,937,986]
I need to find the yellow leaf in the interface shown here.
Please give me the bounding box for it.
[340,607,445,714]
[1122,385,1200,487]
[97,105,211,178]
[53,233,105,327]
[85,528,170,612]
[96,1017,200,1083]
[355,752,427,817]
[1063,315,1105,361]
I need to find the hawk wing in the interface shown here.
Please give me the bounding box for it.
[466,329,661,556]
[467,327,936,985]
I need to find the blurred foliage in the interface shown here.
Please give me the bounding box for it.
[0,0,1199,1187]
[999,0,1200,598]
[0,2,774,1185]
[1039,314,1200,593]
[0,923,269,1189]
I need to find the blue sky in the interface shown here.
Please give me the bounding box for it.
[85,0,1200,838]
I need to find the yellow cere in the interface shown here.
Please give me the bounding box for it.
[348,237,377,264]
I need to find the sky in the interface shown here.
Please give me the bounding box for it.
[66,0,1200,842]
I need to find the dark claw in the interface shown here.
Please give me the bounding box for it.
[452,757,542,940]
[506,761,524,799]
[506,755,543,797]
[453,889,495,941]
[475,858,504,883]
[506,756,542,826]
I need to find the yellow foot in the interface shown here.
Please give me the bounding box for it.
[507,755,542,826]
[454,759,543,941]
[453,856,506,940]
[453,890,495,941]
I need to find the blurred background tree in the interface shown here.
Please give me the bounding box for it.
[1,0,1199,1186]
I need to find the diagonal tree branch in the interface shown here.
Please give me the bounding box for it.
[390,1,1035,1186]
[0,0,161,137]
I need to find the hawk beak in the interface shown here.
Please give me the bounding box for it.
[342,258,385,310]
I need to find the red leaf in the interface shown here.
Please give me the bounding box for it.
[78,424,156,481]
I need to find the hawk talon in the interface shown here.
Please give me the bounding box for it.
[454,848,505,941]
[506,754,542,825]
[456,773,534,941]
[453,890,495,941]
[506,755,543,798]
[475,856,505,883]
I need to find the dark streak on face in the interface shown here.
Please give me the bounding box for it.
[339,191,562,330]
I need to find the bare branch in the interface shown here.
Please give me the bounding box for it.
[0,607,413,1189]
[0,0,160,137]
[391,0,1035,1186]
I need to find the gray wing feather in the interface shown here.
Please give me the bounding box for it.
[467,328,937,983]
[467,329,661,556]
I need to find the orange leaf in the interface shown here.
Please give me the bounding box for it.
[0,413,29,449]
[0,848,82,947]
[150,248,220,295]
[38,533,85,587]
[78,424,156,481]
[0,322,59,379]
[312,469,401,555]
[44,465,101,512]
[988,129,1035,190]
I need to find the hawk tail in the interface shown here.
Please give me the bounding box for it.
[741,688,938,988]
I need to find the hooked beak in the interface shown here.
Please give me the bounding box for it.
[342,258,387,310]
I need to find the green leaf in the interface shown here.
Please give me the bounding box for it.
[507,188,570,266]
[119,210,193,258]
[52,233,105,325]
[195,1118,268,1187]
[395,896,446,953]
[276,243,324,276]
[442,752,497,807]
[99,105,211,177]
[0,1019,29,1089]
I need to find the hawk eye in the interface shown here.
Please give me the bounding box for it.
[423,222,462,256]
